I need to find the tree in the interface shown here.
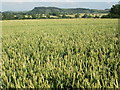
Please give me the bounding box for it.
[101,15,110,18]
[46,14,50,18]
[102,4,120,18]
[56,14,61,19]
[15,14,25,19]
[75,14,80,18]
[31,14,37,19]
[94,15,99,18]
[38,14,43,19]
[2,12,15,20]
[82,14,89,18]
[62,14,66,18]
[50,12,59,16]
[110,4,120,16]
[0,13,2,20]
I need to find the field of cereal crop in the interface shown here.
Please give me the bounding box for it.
[2,19,119,88]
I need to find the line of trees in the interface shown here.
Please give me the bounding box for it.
[1,13,101,20]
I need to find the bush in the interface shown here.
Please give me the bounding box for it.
[75,14,80,18]
[82,14,92,18]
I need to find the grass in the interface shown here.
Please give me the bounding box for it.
[1,19,119,88]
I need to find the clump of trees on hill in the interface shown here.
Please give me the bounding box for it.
[1,3,120,20]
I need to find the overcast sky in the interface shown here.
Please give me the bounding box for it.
[1,0,119,11]
[1,0,120,2]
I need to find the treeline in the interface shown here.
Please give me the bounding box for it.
[1,12,101,20]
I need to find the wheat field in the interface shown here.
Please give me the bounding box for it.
[1,19,119,88]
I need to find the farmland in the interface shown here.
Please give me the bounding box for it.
[1,19,119,88]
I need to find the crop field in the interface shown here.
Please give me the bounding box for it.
[1,19,120,88]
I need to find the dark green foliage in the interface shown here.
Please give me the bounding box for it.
[61,14,72,18]
[75,14,80,18]
[94,15,100,18]
[31,14,37,19]
[108,4,120,18]
[62,14,67,18]
[46,14,50,18]
[101,4,120,18]
[28,7,109,14]
[2,12,14,20]
[82,14,88,18]
[110,4,120,15]
[101,15,110,18]
[82,14,92,18]
[49,12,60,16]
[0,13,2,20]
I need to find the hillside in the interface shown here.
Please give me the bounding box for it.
[28,7,109,14]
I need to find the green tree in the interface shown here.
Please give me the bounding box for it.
[110,4,120,15]
[82,14,89,18]
[62,14,66,18]
[102,4,120,18]
[94,15,99,18]
[16,14,25,19]
[39,14,43,19]
[31,14,37,19]
[75,14,80,18]
[46,14,50,18]
[2,12,15,20]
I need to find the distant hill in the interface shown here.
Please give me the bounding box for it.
[28,7,110,14]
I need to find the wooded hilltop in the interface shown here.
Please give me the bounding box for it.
[1,3,120,20]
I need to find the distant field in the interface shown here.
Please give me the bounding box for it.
[2,19,119,88]
[66,13,108,17]
[23,13,108,18]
